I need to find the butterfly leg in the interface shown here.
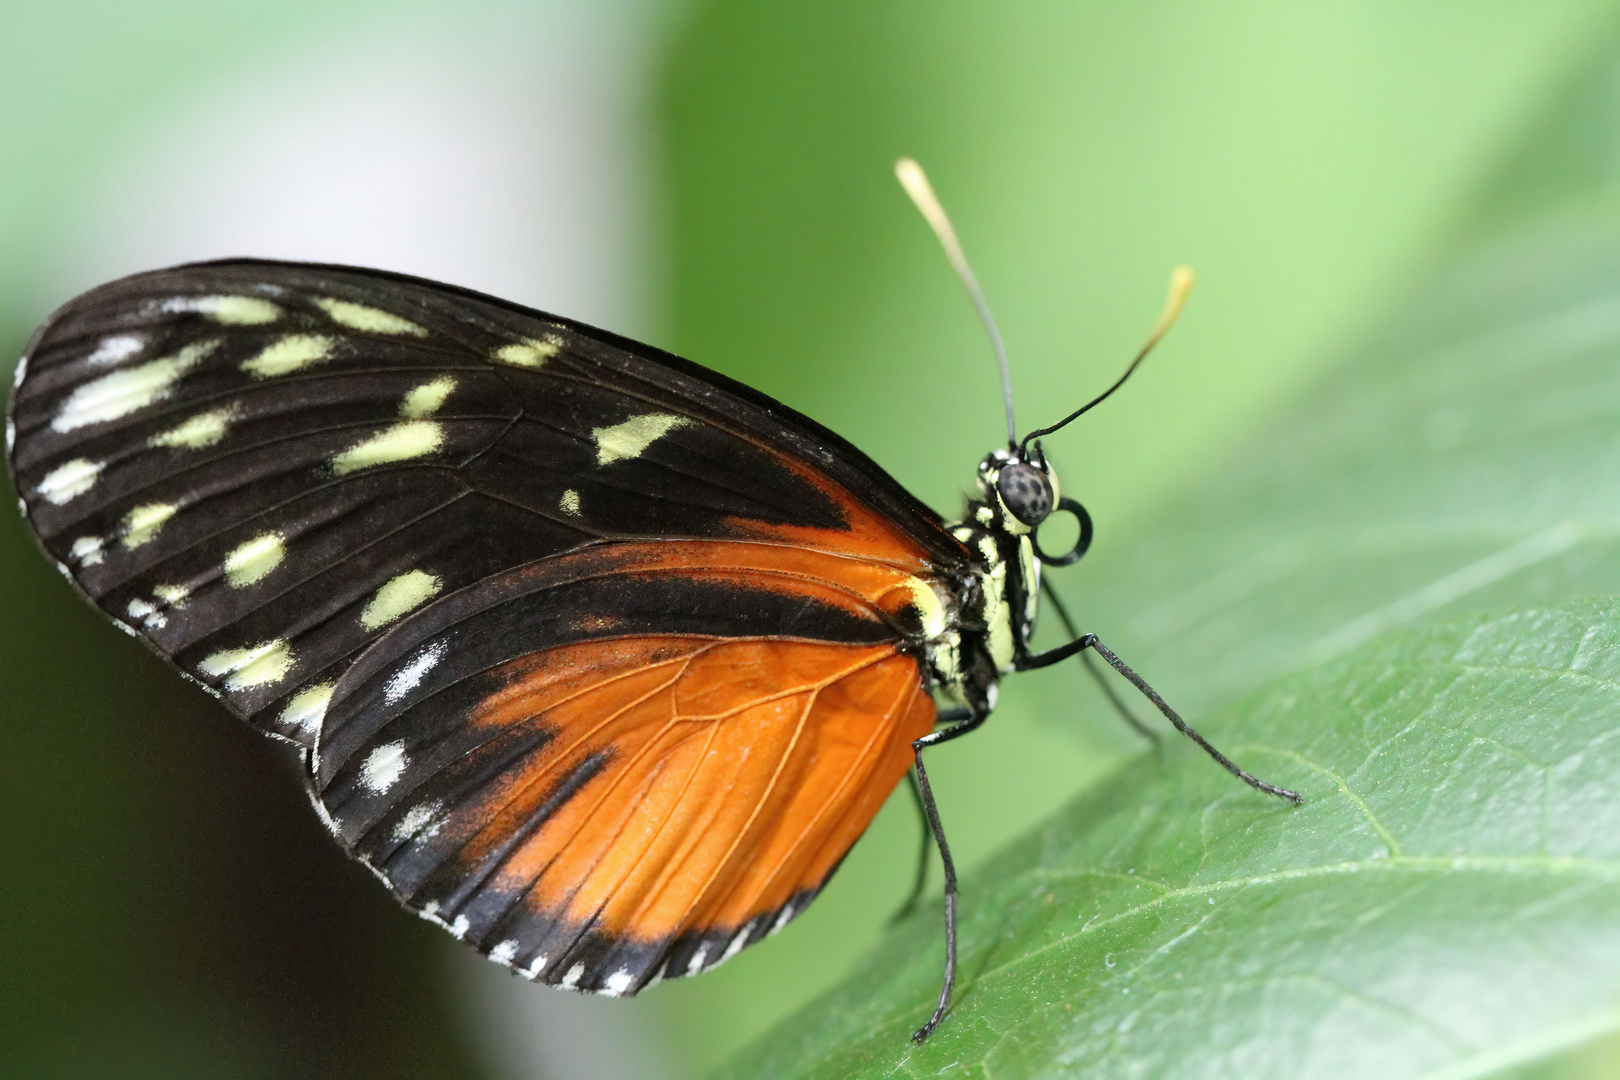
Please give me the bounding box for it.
[890,771,932,926]
[1018,634,1302,805]
[1039,580,1157,744]
[890,705,972,925]
[907,708,987,1042]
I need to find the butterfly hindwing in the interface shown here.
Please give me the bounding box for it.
[313,539,938,992]
[9,260,967,746]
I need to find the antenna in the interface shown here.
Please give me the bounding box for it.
[894,157,1017,449]
[1019,264,1195,454]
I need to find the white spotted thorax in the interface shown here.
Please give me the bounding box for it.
[922,447,1060,712]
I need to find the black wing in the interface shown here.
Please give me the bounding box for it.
[8,259,968,747]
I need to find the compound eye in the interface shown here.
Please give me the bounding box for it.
[996,462,1054,526]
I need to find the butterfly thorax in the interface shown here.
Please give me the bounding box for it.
[925,449,1053,714]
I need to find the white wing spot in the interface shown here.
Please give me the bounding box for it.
[526,954,549,979]
[37,459,103,505]
[593,412,690,466]
[450,914,470,939]
[714,927,751,969]
[771,901,797,936]
[560,489,582,517]
[241,334,334,378]
[86,334,144,366]
[278,683,334,736]
[162,295,280,325]
[602,969,635,997]
[360,569,442,630]
[121,503,177,549]
[489,939,519,965]
[70,536,105,567]
[686,945,708,975]
[491,337,560,368]
[359,741,409,794]
[400,375,456,418]
[126,597,166,631]
[150,405,238,450]
[224,532,285,588]
[315,297,427,336]
[199,639,294,691]
[52,340,218,432]
[384,642,445,704]
[560,963,585,990]
[391,799,444,842]
[329,421,444,476]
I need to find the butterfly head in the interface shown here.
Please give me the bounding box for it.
[975,445,1093,569]
[976,447,1054,530]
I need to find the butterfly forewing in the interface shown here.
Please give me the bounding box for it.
[9,259,971,990]
[10,261,967,745]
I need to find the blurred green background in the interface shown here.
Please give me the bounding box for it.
[2,2,1616,1077]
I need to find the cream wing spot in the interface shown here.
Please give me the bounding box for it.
[593,413,690,466]
[37,459,103,505]
[199,639,294,691]
[162,295,280,325]
[121,503,177,549]
[491,337,560,368]
[149,405,238,450]
[278,683,334,736]
[223,532,285,588]
[359,741,409,794]
[901,576,948,639]
[241,334,334,378]
[559,489,582,517]
[315,297,427,336]
[52,340,218,432]
[360,569,443,630]
[400,375,455,418]
[329,421,444,476]
[153,583,189,608]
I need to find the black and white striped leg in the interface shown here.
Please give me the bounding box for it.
[1040,580,1157,744]
[1019,633,1302,805]
[907,708,983,1042]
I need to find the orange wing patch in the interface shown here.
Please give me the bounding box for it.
[454,634,933,987]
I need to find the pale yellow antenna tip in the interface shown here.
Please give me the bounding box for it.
[894,156,1017,446]
[1141,264,1196,356]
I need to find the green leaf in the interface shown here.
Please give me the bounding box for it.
[718,27,1620,1080]
[723,602,1620,1078]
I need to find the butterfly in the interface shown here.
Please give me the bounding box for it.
[6,158,1297,1042]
